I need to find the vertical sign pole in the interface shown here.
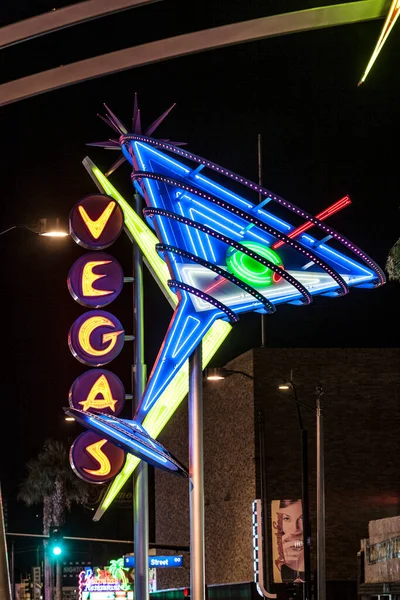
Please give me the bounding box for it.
[133,192,149,600]
[316,386,325,600]
[189,343,205,600]
[258,134,266,348]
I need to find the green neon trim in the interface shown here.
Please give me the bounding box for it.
[226,241,282,286]
[84,160,232,519]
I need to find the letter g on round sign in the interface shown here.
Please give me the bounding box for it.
[68,310,125,366]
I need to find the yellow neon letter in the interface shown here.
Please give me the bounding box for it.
[83,439,111,476]
[78,316,123,357]
[79,374,118,412]
[78,201,116,239]
[82,260,113,297]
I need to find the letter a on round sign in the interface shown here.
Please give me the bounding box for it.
[69,194,124,250]
[69,369,125,416]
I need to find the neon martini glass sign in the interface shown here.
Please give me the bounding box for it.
[81,99,385,514]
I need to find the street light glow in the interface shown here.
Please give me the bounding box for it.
[40,230,69,237]
[278,384,291,390]
[65,416,75,421]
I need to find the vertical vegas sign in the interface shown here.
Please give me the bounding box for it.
[68,194,128,484]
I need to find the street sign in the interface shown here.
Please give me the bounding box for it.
[123,555,183,569]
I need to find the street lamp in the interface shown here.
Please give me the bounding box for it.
[0,218,68,238]
[205,366,276,598]
[277,381,312,600]
[204,367,253,381]
[278,381,325,600]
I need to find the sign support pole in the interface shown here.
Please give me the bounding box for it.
[133,192,149,600]
[316,386,325,600]
[189,343,205,600]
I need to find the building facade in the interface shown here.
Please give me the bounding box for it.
[154,348,400,595]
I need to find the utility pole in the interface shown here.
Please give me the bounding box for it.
[133,192,149,600]
[258,133,266,348]
[316,385,325,600]
[189,344,205,600]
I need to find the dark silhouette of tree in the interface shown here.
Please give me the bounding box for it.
[19,439,89,600]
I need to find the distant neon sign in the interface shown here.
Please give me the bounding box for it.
[79,558,133,600]
[68,252,124,307]
[69,194,124,249]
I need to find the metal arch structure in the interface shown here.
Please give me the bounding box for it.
[0,0,160,50]
[0,0,389,107]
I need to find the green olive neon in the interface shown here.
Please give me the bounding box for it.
[226,242,283,286]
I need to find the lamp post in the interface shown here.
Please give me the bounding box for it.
[277,382,312,600]
[205,367,277,599]
[1,217,68,600]
[315,386,325,600]
[278,381,325,600]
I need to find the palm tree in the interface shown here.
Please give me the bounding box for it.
[19,439,89,600]
[107,558,129,590]
[386,239,400,281]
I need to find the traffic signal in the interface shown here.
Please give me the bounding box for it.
[49,527,64,557]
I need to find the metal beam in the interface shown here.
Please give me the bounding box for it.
[0,0,160,50]
[0,0,388,107]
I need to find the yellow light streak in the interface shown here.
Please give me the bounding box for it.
[359,0,400,84]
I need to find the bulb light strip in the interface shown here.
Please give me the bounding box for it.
[84,160,233,518]
[359,0,400,84]
[134,171,348,296]
[143,207,312,305]
[157,243,276,314]
[272,195,351,249]
[123,135,385,287]
[167,279,239,323]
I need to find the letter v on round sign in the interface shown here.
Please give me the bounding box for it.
[69,194,124,250]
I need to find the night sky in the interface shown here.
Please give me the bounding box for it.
[1,0,399,571]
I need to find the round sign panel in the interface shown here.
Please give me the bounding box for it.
[67,252,124,308]
[69,194,124,250]
[69,369,125,416]
[68,310,125,367]
[70,431,125,484]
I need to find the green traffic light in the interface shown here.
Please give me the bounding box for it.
[52,546,62,556]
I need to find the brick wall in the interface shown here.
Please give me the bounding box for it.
[155,351,255,588]
[154,347,400,589]
[254,347,400,582]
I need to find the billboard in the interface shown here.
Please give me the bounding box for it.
[271,499,304,584]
